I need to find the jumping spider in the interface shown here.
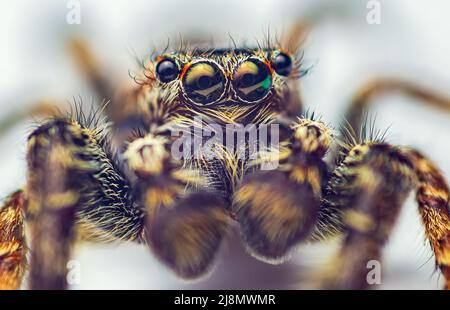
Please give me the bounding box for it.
[1,27,450,290]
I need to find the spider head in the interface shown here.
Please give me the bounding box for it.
[143,47,305,124]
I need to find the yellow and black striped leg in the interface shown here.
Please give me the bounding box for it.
[319,143,450,289]
[404,149,450,289]
[318,143,415,289]
[26,119,101,289]
[0,191,27,290]
[233,118,331,262]
[25,117,141,289]
[124,134,231,279]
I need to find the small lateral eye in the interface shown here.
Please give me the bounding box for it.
[271,51,293,76]
[155,58,179,83]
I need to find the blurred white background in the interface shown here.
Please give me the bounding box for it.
[1,0,450,289]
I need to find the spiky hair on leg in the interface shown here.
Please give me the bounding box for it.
[336,110,391,166]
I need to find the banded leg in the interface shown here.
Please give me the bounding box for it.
[316,143,415,289]
[318,143,450,289]
[0,191,27,290]
[25,117,137,289]
[124,134,231,278]
[26,119,102,289]
[405,149,450,289]
[233,118,331,262]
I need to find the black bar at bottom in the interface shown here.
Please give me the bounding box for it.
[0,290,447,308]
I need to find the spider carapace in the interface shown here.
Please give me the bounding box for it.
[1,35,450,290]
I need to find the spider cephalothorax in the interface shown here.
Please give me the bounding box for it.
[0,32,450,290]
[135,47,303,126]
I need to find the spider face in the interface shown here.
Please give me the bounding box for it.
[149,48,299,125]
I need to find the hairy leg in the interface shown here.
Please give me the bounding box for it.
[124,133,231,278]
[233,118,331,262]
[0,191,27,290]
[326,78,450,289]
[24,117,140,289]
[404,148,450,289]
[26,119,93,289]
[318,142,450,289]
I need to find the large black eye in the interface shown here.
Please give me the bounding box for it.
[232,58,272,103]
[271,51,293,76]
[155,58,179,83]
[181,61,226,105]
